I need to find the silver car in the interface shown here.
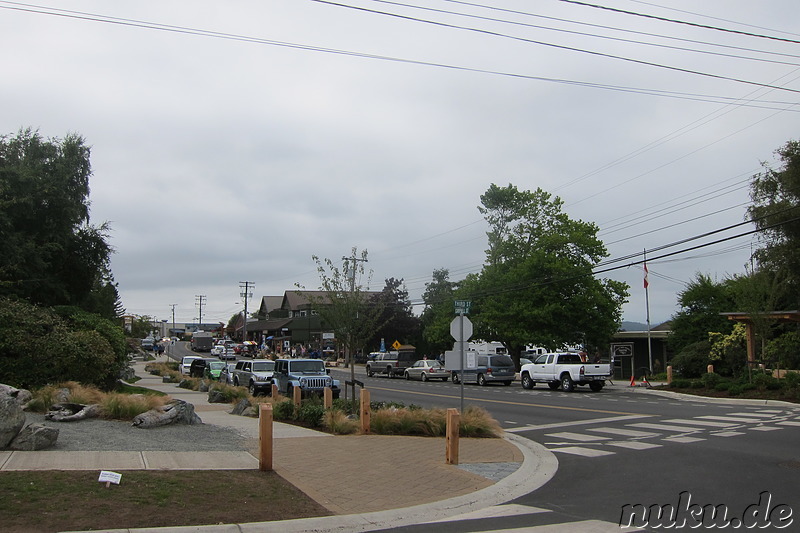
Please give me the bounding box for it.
[404,360,449,382]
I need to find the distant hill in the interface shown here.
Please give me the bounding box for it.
[620,321,648,331]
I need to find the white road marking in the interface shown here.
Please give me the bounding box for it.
[586,427,658,438]
[551,446,615,457]
[628,422,703,433]
[663,436,705,443]
[663,418,737,427]
[697,415,762,423]
[506,414,650,433]
[711,431,745,437]
[607,441,662,450]
[545,432,610,442]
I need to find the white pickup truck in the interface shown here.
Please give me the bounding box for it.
[520,352,612,392]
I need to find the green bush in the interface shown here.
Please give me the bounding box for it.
[714,382,731,392]
[671,379,691,388]
[702,372,722,388]
[782,372,800,389]
[727,384,743,396]
[752,373,780,391]
[272,399,295,421]
[296,398,325,427]
[690,380,704,389]
[669,341,711,378]
[764,332,800,370]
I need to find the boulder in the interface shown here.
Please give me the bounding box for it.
[230,398,252,416]
[9,424,59,450]
[0,384,33,407]
[198,381,209,393]
[132,399,201,428]
[207,390,228,404]
[0,395,26,448]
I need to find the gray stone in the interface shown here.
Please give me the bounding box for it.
[198,382,209,393]
[9,423,59,450]
[0,383,32,407]
[0,395,26,448]
[131,399,201,428]
[207,390,228,404]
[230,398,252,416]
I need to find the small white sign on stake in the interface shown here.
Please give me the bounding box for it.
[98,470,122,488]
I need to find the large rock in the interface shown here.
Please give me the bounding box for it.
[230,398,252,416]
[131,399,201,428]
[207,389,228,404]
[0,395,26,448]
[0,384,32,407]
[9,424,59,450]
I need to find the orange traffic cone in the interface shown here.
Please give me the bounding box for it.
[629,375,636,387]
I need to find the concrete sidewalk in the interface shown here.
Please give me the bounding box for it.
[6,359,559,532]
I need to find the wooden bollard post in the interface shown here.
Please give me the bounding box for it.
[666,365,673,385]
[271,383,278,398]
[446,408,459,465]
[293,385,302,407]
[259,403,273,471]
[360,389,370,434]
[707,364,714,374]
[324,387,332,409]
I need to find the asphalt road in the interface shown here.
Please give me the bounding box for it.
[331,366,800,532]
[165,346,799,531]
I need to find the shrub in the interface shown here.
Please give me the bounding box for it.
[322,410,359,434]
[207,383,249,403]
[460,406,503,438]
[331,398,359,415]
[701,372,722,388]
[782,372,800,389]
[296,403,325,427]
[670,379,691,388]
[714,382,731,392]
[690,380,704,389]
[272,399,295,421]
[727,384,743,396]
[752,373,780,391]
[764,332,800,370]
[669,341,710,378]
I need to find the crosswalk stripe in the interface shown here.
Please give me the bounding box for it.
[663,418,737,427]
[697,415,762,423]
[545,432,610,442]
[586,427,657,438]
[727,412,775,418]
[711,431,746,437]
[607,441,662,450]
[663,436,705,443]
[550,446,615,457]
[628,422,703,432]
[777,421,800,427]
[750,426,782,431]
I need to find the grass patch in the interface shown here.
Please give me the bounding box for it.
[0,470,331,532]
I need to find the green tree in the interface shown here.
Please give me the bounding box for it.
[748,139,800,305]
[420,268,459,355]
[305,248,387,385]
[668,273,736,353]
[469,184,628,365]
[368,277,422,352]
[0,128,119,315]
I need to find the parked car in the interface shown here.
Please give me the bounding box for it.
[219,363,237,385]
[272,358,340,399]
[365,350,419,378]
[203,360,227,380]
[520,352,612,392]
[189,358,218,378]
[451,354,516,386]
[404,359,449,382]
[180,355,202,374]
[217,346,236,360]
[232,359,276,395]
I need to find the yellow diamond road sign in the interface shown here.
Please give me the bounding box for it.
[391,340,402,350]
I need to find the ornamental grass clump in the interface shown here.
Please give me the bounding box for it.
[208,382,249,403]
[26,382,105,413]
[322,409,359,434]
[459,405,503,438]
[101,393,169,419]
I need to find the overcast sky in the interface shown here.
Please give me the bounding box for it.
[2,0,798,328]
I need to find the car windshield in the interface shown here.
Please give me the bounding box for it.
[252,361,276,372]
[493,355,514,366]
[289,360,325,373]
[209,362,226,370]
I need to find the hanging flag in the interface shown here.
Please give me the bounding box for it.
[643,262,649,289]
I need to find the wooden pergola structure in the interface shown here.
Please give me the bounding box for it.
[722,311,800,363]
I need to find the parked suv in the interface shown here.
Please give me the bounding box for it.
[451,354,515,386]
[232,359,276,395]
[365,350,419,378]
[272,358,340,399]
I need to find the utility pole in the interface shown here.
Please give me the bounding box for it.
[342,250,367,399]
[169,304,177,356]
[195,295,206,329]
[239,282,255,342]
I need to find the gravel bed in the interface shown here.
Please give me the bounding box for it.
[23,412,248,452]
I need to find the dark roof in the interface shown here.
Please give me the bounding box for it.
[258,296,284,315]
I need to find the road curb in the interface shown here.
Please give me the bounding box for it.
[626,387,800,408]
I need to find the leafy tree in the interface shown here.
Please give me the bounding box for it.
[420,268,459,355]
[763,331,800,370]
[368,277,422,352]
[0,297,119,389]
[467,184,628,365]
[129,315,155,339]
[748,139,800,305]
[305,248,387,385]
[0,128,119,316]
[668,273,736,353]
[670,340,711,379]
[708,323,748,377]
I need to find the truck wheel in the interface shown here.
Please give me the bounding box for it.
[589,381,604,392]
[477,374,487,386]
[249,382,257,396]
[548,381,559,390]
[286,385,293,398]
[387,367,394,379]
[521,373,534,390]
[366,366,374,377]
[560,374,575,392]
[234,378,239,387]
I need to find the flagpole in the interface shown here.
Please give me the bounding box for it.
[644,249,653,374]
